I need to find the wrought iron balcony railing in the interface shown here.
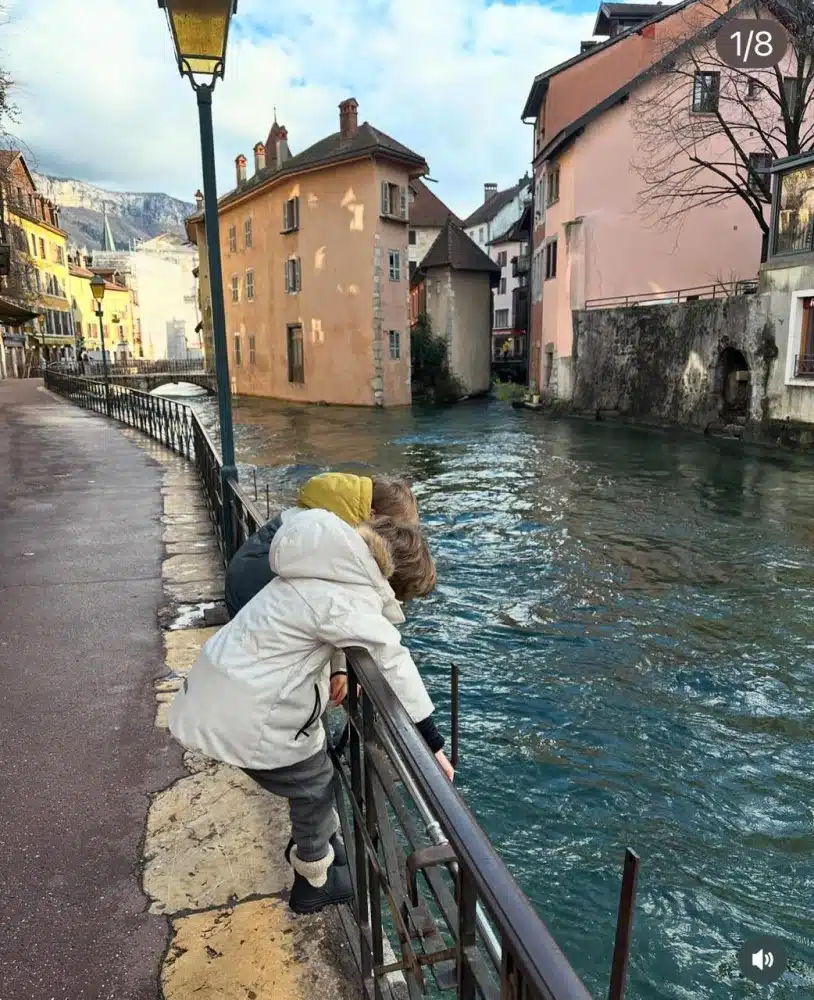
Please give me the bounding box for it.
[794,354,814,377]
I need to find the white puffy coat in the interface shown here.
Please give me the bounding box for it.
[168,508,435,770]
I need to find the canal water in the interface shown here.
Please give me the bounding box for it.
[174,388,814,998]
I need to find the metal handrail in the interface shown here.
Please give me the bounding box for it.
[342,648,594,1000]
[43,366,640,1000]
[584,278,758,310]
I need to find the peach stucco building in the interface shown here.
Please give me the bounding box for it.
[187,99,428,406]
[522,0,779,398]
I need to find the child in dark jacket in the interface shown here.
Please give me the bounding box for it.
[224,472,418,619]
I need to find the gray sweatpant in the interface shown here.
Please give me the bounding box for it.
[244,745,338,862]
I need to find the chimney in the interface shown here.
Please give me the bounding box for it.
[276,127,291,168]
[236,154,247,185]
[484,183,498,203]
[339,98,359,140]
[254,142,266,174]
[194,189,204,211]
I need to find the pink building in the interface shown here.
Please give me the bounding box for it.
[522,0,780,398]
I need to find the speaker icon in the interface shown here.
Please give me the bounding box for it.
[739,935,787,984]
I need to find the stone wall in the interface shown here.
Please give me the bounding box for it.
[570,262,814,447]
[572,295,776,432]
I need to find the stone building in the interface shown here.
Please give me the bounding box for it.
[407,179,460,277]
[566,150,814,447]
[410,217,500,396]
[186,98,428,407]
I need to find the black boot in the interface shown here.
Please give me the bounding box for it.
[289,845,354,915]
[285,831,347,866]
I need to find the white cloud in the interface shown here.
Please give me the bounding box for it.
[3,0,594,219]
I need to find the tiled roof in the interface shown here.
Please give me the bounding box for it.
[417,217,501,275]
[490,206,531,244]
[188,121,427,221]
[594,2,667,34]
[409,179,461,228]
[462,176,530,228]
[536,0,755,163]
[521,0,691,119]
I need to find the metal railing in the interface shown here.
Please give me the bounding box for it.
[42,366,641,1000]
[52,358,212,378]
[584,279,758,310]
[794,354,814,377]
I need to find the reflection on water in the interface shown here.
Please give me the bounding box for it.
[187,394,814,997]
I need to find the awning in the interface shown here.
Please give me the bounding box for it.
[0,295,41,328]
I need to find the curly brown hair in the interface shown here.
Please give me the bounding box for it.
[371,477,419,525]
[357,515,436,602]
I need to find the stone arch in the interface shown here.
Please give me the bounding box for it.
[713,345,751,417]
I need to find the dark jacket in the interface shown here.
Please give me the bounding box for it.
[224,515,283,619]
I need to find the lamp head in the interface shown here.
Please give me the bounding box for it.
[157,0,238,85]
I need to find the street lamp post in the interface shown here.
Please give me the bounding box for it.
[157,0,238,556]
[90,273,111,416]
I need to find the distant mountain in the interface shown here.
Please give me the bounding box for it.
[32,173,195,250]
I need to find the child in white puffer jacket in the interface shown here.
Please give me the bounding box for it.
[168,507,453,914]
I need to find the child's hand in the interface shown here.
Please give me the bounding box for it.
[435,749,455,782]
[330,673,348,705]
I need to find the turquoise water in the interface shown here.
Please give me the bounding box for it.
[187,392,814,998]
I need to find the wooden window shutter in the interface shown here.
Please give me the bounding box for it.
[284,258,291,293]
[295,256,301,291]
[294,196,300,229]
[399,186,407,219]
[282,201,289,231]
[381,181,389,215]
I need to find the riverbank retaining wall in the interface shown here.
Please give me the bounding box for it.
[569,259,814,448]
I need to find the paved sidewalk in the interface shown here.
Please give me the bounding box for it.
[0,379,184,999]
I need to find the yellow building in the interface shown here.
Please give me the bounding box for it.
[68,258,142,361]
[1,150,74,363]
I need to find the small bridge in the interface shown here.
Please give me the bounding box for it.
[56,360,216,395]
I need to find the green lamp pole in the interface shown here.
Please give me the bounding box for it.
[89,273,112,416]
[157,0,238,557]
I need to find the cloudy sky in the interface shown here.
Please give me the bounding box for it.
[3,0,600,219]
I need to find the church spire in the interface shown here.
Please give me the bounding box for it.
[101,203,116,252]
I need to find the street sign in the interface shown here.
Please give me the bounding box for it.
[3,332,25,347]
[0,243,10,276]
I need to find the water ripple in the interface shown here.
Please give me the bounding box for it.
[187,395,814,999]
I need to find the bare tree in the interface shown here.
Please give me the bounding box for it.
[632,0,814,256]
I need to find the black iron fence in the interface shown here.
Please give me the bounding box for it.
[584,279,759,310]
[52,357,212,378]
[43,367,640,1000]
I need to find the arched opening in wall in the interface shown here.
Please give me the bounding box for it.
[713,346,751,418]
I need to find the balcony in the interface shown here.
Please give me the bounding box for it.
[512,254,529,278]
[794,354,814,377]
